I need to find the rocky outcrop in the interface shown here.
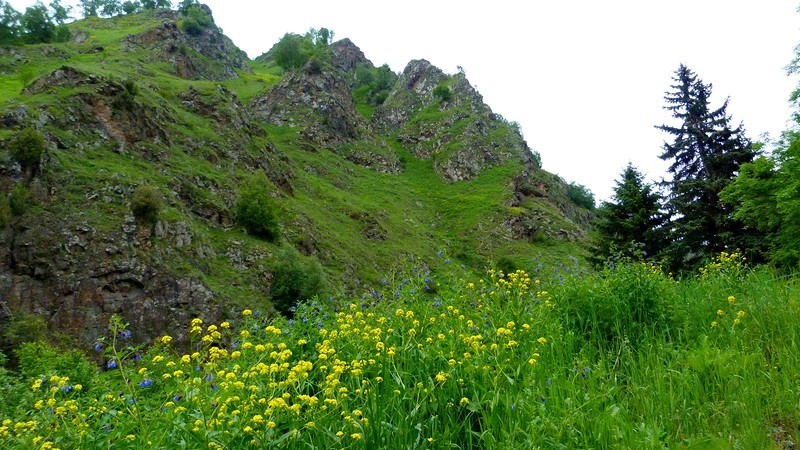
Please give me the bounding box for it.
[251,61,367,143]
[250,60,401,174]
[123,8,249,81]
[375,60,537,181]
[0,211,223,347]
[24,66,169,151]
[330,38,373,73]
[373,59,448,131]
[179,85,261,135]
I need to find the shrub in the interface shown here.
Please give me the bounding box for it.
[495,256,517,275]
[0,194,10,229]
[235,184,280,242]
[270,245,326,317]
[566,182,595,210]
[8,184,30,216]
[179,4,212,36]
[131,184,162,224]
[8,127,45,173]
[556,259,674,344]
[273,33,310,70]
[14,341,97,391]
[433,84,452,102]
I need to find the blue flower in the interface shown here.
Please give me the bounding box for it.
[60,385,73,393]
[93,343,103,352]
[139,379,153,388]
[118,330,131,340]
[444,259,451,264]
[107,360,117,370]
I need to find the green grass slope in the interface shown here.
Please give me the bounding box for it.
[0,9,592,345]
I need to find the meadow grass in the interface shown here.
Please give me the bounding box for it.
[1,253,798,449]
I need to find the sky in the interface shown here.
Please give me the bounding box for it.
[9,1,800,202]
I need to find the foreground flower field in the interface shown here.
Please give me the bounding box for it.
[1,255,799,449]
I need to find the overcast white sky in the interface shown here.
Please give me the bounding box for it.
[9,1,800,201]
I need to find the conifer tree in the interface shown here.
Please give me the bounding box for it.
[656,65,757,269]
[592,163,667,264]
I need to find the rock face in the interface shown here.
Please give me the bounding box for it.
[24,66,170,151]
[124,8,250,81]
[250,60,401,174]
[330,38,373,73]
[252,61,366,143]
[375,59,538,181]
[0,211,223,347]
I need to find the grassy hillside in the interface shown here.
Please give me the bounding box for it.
[0,6,591,345]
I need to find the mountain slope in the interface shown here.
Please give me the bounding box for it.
[0,8,592,347]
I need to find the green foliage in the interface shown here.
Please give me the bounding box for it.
[8,184,30,216]
[14,341,97,390]
[1,262,797,448]
[592,163,667,264]
[657,65,758,271]
[48,0,71,23]
[112,78,138,110]
[21,3,55,44]
[80,0,100,17]
[121,1,140,14]
[306,27,333,47]
[179,4,212,36]
[234,179,280,242]
[721,133,800,269]
[433,83,452,102]
[140,0,172,9]
[0,194,10,229]
[272,28,334,71]
[176,0,197,13]
[352,63,397,106]
[566,181,594,210]
[130,184,162,223]
[1,313,48,349]
[0,1,21,45]
[556,259,674,343]
[8,127,45,173]
[494,255,517,275]
[273,32,311,71]
[99,0,122,17]
[270,245,325,316]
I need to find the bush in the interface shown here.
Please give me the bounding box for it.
[433,84,452,102]
[0,195,10,229]
[131,184,162,224]
[8,127,45,173]
[235,184,280,242]
[566,182,595,210]
[8,184,30,216]
[14,341,97,391]
[495,256,517,275]
[556,259,674,344]
[270,245,326,317]
[179,5,213,36]
[273,33,311,71]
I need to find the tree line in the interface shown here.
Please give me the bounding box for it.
[0,0,208,45]
[593,62,800,273]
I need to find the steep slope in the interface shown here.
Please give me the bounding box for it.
[0,8,592,348]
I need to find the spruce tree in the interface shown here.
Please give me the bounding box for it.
[656,65,757,270]
[592,163,667,264]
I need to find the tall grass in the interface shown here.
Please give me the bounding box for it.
[1,254,798,448]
